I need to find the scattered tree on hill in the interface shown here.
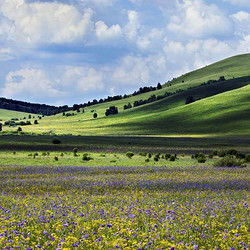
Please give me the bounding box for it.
[93,113,98,118]
[17,127,22,132]
[0,123,2,131]
[157,83,162,89]
[124,103,132,110]
[219,76,226,81]
[34,120,39,124]
[105,106,118,116]
[185,96,196,104]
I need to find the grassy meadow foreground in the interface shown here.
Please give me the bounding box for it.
[0,164,249,249]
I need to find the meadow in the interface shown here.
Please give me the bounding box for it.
[0,164,249,249]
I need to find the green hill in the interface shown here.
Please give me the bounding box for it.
[1,53,250,137]
[0,109,37,121]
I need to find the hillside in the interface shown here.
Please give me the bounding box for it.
[1,53,250,137]
[0,109,36,121]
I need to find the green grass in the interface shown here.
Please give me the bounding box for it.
[0,109,37,121]
[0,151,216,167]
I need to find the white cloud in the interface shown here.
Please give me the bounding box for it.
[95,21,122,40]
[0,0,93,45]
[231,11,250,37]
[168,0,232,39]
[124,10,141,41]
[1,68,63,101]
[63,66,105,93]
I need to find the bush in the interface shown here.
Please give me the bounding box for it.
[126,152,134,158]
[73,147,78,156]
[105,106,118,116]
[236,153,246,159]
[154,156,159,162]
[34,120,39,124]
[52,138,61,144]
[197,156,206,163]
[54,156,59,161]
[139,152,147,157]
[226,149,238,156]
[82,153,93,161]
[218,150,226,157]
[93,113,97,119]
[214,156,246,168]
[169,156,175,161]
[147,153,152,158]
[17,127,22,132]
[145,158,150,163]
[165,153,171,159]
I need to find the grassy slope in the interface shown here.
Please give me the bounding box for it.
[2,53,250,137]
[0,109,37,121]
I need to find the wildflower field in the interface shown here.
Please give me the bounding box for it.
[0,163,249,249]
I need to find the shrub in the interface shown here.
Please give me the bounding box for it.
[139,152,147,157]
[212,150,218,156]
[93,113,97,118]
[42,152,47,156]
[165,153,171,159]
[82,154,93,161]
[105,106,118,116]
[226,149,238,156]
[54,156,59,161]
[154,156,159,162]
[197,156,206,163]
[236,153,245,159]
[208,154,213,159]
[214,156,246,168]
[169,156,175,161]
[17,127,22,132]
[218,150,226,157]
[145,159,150,163]
[60,153,64,157]
[126,152,134,158]
[73,148,78,156]
[52,138,61,144]
[195,152,205,159]
[34,120,39,125]
[147,153,152,158]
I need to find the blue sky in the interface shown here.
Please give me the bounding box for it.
[0,0,250,106]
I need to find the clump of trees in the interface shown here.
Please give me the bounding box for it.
[105,106,118,116]
[124,103,132,110]
[185,96,196,105]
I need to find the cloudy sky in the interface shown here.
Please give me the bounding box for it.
[0,0,250,106]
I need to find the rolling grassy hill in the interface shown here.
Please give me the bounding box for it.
[1,53,250,137]
[0,109,38,122]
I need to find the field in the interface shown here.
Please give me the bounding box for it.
[0,163,249,249]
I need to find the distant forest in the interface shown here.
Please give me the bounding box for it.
[0,97,70,116]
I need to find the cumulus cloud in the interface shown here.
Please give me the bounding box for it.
[168,0,233,39]
[95,21,122,40]
[62,66,105,92]
[1,68,63,102]
[124,10,141,41]
[0,0,93,45]
[231,11,250,37]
